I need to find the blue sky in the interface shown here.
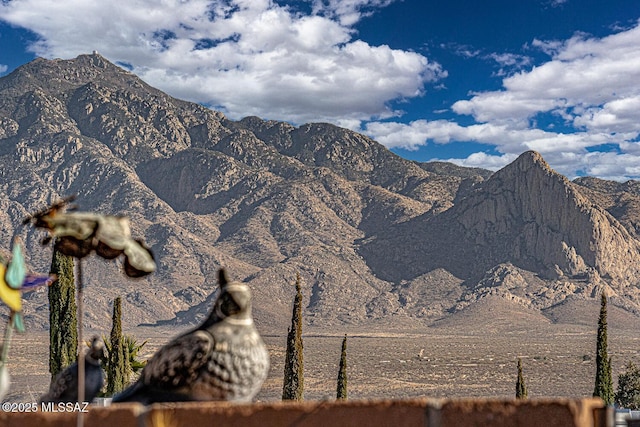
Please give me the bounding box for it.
[1,0,640,180]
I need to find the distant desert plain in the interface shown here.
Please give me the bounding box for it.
[5,296,640,404]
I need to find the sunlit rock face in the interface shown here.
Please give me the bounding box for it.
[2,54,640,331]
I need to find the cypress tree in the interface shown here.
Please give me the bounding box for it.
[282,273,304,400]
[48,248,77,380]
[516,358,528,399]
[336,334,348,400]
[106,296,128,395]
[593,292,614,404]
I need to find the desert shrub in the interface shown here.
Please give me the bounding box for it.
[616,361,640,409]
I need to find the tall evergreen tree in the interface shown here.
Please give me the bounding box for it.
[48,248,77,380]
[516,358,528,399]
[336,334,348,400]
[106,296,128,395]
[282,273,304,400]
[593,292,614,404]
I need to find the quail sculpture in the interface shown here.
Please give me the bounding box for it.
[40,336,104,404]
[112,269,269,404]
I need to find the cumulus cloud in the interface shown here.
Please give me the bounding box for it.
[312,0,397,26]
[2,0,640,180]
[0,0,443,124]
[442,151,518,171]
[0,64,7,74]
[366,117,640,179]
[365,119,622,153]
[365,20,640,180]
[461,25,640,126]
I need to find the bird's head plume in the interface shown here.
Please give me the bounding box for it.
[87,336,105,362]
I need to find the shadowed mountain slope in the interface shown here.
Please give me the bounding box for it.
[1,53,639,332]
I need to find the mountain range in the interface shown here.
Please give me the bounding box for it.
[1,53,640,333]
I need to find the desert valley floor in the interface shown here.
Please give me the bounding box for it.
[5,313,640,403]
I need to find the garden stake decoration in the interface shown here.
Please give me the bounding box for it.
[24,196,156,427]
[0,239,55,400]
[22,196,156,278]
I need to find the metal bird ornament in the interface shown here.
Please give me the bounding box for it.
[112,269,270,404]
[40,336,105,404]
[0,239,55,401]
[23,196,156,277]
[0,241,54,316]
[0,242,27,322]
[0,239,55,332]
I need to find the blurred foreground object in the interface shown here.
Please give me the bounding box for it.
[23,196,155,277]
[40,336,104,404]
[113,269,269,404]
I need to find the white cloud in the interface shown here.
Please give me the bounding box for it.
[576,151,640,181]
[364,120,640,179]
[0,0,443,124]
[445,42,532,76]
[364,119,622,154]
[442,152,518,171]
[364,20,640,181]
[0,64,7,74]
[440,144,640,182]
[482,26,640,125]
[363,114,640,180]
[573,96,640,133]
[487,52,531,68]
[2,0,640,180]
[312,0,397,26]
[453,23,640,132]
[547,0,568,7]
[486,52,532,76]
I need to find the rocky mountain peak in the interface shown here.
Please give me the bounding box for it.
[1,54,640,331]
[360,149,640,317]
[453,151,640,282]
[2,52,125,94]
[464,150,587,228]
[508,149,551,171]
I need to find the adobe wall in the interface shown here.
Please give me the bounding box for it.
[0,397,608,427]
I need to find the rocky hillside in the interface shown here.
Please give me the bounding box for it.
[1,53,639,333]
